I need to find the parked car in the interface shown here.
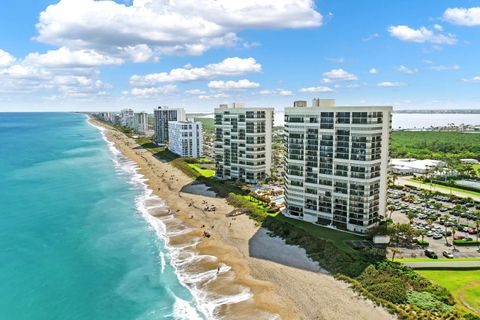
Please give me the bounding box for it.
[433,234,443,240]
[442,250,454,259]
[424,250,438,259]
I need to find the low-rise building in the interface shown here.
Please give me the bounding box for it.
[168,121,203,158]
[391,159,444,174]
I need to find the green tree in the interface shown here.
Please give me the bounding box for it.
[388,205,396,219]
[390,248,402,262]
[443,214,451,246]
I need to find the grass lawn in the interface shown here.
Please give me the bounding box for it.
[393,257,480,262]
[187,163,215,177]
[274,214,363,253]
[417,269,480,315]
[408,179,480,197]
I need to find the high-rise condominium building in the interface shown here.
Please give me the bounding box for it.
[154,107,186,145]
[120,108,134,128]
[168,121,203,158]
[214,103,273,183]
[133,112,149,135]
[284,99,392,234]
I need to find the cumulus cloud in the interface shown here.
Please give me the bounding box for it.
[208,79,260,90]
[362,33,379,41]
[130,57,261,86]
[185,89,206,95]
[0,49,16,67]
[198,93,230,100]
[388,25,457,45]
[369,68,378,75]
[23,47,123,68]
[444,7,480,26]
[322,69,357,82]
[35,0,322,61]
[299,86,333,93]
[377,81,405,87]
[397,65,418,75]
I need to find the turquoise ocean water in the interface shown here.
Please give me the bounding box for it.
[0,113,205,320]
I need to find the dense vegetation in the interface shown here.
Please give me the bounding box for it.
[193,117,214,133]
[390,131,480,161]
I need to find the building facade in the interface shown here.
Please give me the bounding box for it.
[284,99,392,234]
[153,107,186,145]
[120,108,134,128]
[168,121,203,158]
[133,112,149,135]
[214,103,273,183]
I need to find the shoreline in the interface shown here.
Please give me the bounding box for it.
[89,117,395,320]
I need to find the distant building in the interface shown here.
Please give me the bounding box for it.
[168,121,203,158]
[120,108,134,127]
[154,107,186,145]
[391,159,444,174]
[214,103,273,183]
[284,99,392,234]
[133,112,149,135]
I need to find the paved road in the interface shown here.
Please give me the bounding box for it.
[404,261,480,269]
[396,176,480,201]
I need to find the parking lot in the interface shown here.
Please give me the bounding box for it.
[387,187,480,259]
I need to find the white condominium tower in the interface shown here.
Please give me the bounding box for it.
[168,121,203,158]
[214,103,273,183]
[133,112,149,135]
[284,99,392,234]
[154,107,186,145]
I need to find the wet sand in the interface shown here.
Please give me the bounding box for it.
[90,118,394,320]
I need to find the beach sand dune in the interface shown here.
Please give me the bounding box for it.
[90,119,394,320]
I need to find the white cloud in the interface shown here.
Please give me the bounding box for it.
[0,49,16,67]
[259,88,293,96]
[388,25,457,45]
[23,47,123,68]
[462,75,480,83]
[377,81,405,87]
[430,64,460,71]
[208,79,260,90]
[130,57,261,85]
[322,68,357,82]
[35,0,322,61]
[299,86,333,93]
[130,85,177,96]
[444,7,480,26]
[433,24,443,31]
[397,65,418,75]
[369,68,378,75]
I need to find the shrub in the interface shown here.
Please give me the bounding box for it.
[407,291,453,313]
[368,280,408,304]
[417,239,429,246]
[453,240,480,246]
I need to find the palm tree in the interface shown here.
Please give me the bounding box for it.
[388,205,396,219]
[443,214,451,246]
[390,248,402,262]
[434,202,442,217]
[452,226,459,252]
[417,229,427,245]
[407,211,416,225]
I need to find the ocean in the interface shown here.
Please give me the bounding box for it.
[0,113,206,320]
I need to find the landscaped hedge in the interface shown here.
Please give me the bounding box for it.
[417,240,429,246]
[430,179,480,193]
[453,240,480,246]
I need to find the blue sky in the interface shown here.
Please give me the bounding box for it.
[0,0,480,112]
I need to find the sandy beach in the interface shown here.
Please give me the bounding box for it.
[90,118,394,320]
